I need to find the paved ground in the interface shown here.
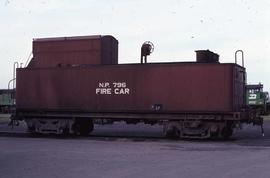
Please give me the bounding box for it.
[1,115,270,178]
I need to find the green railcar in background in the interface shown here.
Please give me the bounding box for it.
[246,84,269,115]
[0,89,15,113]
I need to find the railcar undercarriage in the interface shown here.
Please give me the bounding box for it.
[16,111,263,139]
[163,120,235,139]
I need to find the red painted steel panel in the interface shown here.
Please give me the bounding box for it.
[30,35,118,68]
[16,63,245,113]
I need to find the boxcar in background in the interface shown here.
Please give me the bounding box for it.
[246,84,269,115]
[0,89,15,113]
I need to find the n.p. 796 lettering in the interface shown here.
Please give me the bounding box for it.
[96,82,130,95]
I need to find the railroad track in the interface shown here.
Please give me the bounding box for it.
[0,129,166,142]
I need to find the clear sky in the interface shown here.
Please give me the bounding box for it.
[0,0,269,91]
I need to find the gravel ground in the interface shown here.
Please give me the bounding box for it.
[1,115,270,178]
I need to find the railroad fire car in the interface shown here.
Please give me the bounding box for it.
[14,35,263,138]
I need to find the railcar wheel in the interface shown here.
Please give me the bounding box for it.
[165,127,180,139]
[73,119,94,136]
[62,127,70,135]
[25,119,36,134]
[27,126,36,134]
[210,130,219,139]
[221,127,233,139]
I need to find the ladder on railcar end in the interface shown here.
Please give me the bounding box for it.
[7,61,22,128]
[235,50,265,137]
[8,51,32,90]
[235,50,244,67]
[8,52,32,128]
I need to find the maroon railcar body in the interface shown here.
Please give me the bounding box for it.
[16,63,245,114]
[28,35,118,68]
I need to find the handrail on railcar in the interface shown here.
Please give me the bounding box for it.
[235,50,244,67]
